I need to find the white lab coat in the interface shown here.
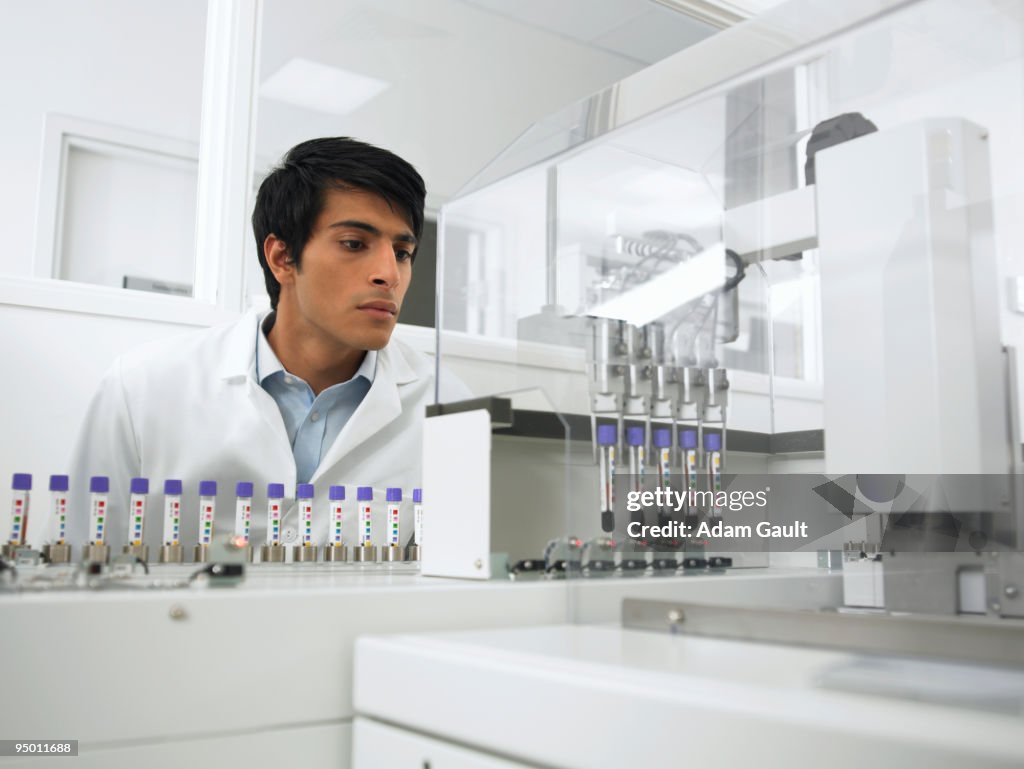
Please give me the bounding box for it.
[67,309,467,553]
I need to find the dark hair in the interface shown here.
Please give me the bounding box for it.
[252,137,426,309]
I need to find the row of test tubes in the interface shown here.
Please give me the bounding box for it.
[595,424,724,536]
[3,474,425,566]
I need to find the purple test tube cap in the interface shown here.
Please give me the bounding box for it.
[296,483,314,500]
[329,485,345,501]
[90,476,109,494]
[267,483,285,499]
[625,426,645,447]
[12,473,31,491]
[130,477,149,495]
[704,432,722,452]
[49,475,69,493]
[413,488,423,504]
[199,480,217,497]
[680,430,698,449]
[386,487,402,502]
[652,428,671,449]
[596,424,617,446]
[236,482,254,498]
[164,479,183,495]
[357,486,373,501]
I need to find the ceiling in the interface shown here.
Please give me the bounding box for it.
[253,0,765,204]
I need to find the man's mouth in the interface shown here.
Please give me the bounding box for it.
[357,300,398,319]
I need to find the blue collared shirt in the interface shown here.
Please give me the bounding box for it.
[256,314,376,484]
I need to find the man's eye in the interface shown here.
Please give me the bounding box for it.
[340,240,365,251]
[396,249,414,262]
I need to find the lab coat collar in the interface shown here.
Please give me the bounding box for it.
[219,309,265,381]
[309,339,421,483]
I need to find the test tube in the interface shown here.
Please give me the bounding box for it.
[705,432,723,517]
[233,482,254,562]
[352,486,377,562]
[382,487,403,562]
[4,473,31,560]
[597,424,617,533]
[406,488,422,561]
[160,479,183,563]
[652,428,672,527]
[123,477,150,562]
[681,430,699,520]
[194,480,216,563]
[260,483,286,563]
[324,485,348,562]
[45,474,72,564]
[84,476,110,564]
[294,483,317,562]
[626,426,646,534]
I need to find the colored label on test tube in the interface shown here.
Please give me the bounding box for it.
[163,480,182,546]
[198,481,216,546]
[386,487,401,546]
[266,483,284,546]
[357,487,373,546]
[89,476,109,546]
[653,430,672,521]
[128,477,149,546]
[653,429,671,486]
[8,473,31,547]
[50,475,69,546]
[681,430,698,491]
[329,486,345,545]
[297,484,314,546]
[234,482,253,544]
[412,488,423,546]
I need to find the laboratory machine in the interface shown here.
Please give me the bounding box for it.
[358,0,1024,766]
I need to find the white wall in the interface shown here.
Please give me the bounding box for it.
[0,0,208,278]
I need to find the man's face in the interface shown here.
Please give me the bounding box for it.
[272,187,416,353]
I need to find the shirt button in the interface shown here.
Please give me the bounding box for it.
[310,411,320,422]
[285,376,294,385]
[282,527,297,543]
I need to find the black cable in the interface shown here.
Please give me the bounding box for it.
[722,248,746,292]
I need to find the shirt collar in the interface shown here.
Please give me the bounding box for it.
[256,311,377,387]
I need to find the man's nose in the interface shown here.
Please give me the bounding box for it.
[368,243,400,288]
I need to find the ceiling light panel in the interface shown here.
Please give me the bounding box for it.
[260,57,390,115]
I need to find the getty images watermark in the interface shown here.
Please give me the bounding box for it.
[624,485,809,540]
[616,474,1020,553]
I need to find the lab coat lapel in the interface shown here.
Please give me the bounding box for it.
[311,345,414,483]
[218,309,295,476]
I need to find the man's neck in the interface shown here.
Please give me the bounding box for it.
[266,310,365,396]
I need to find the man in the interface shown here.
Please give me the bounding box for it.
[68,137,467,554]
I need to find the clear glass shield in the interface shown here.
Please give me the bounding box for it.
[438,0,1024,661]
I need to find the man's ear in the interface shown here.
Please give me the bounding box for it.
[264,234,295,285]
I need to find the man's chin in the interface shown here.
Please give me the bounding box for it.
[358,330,394,352]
